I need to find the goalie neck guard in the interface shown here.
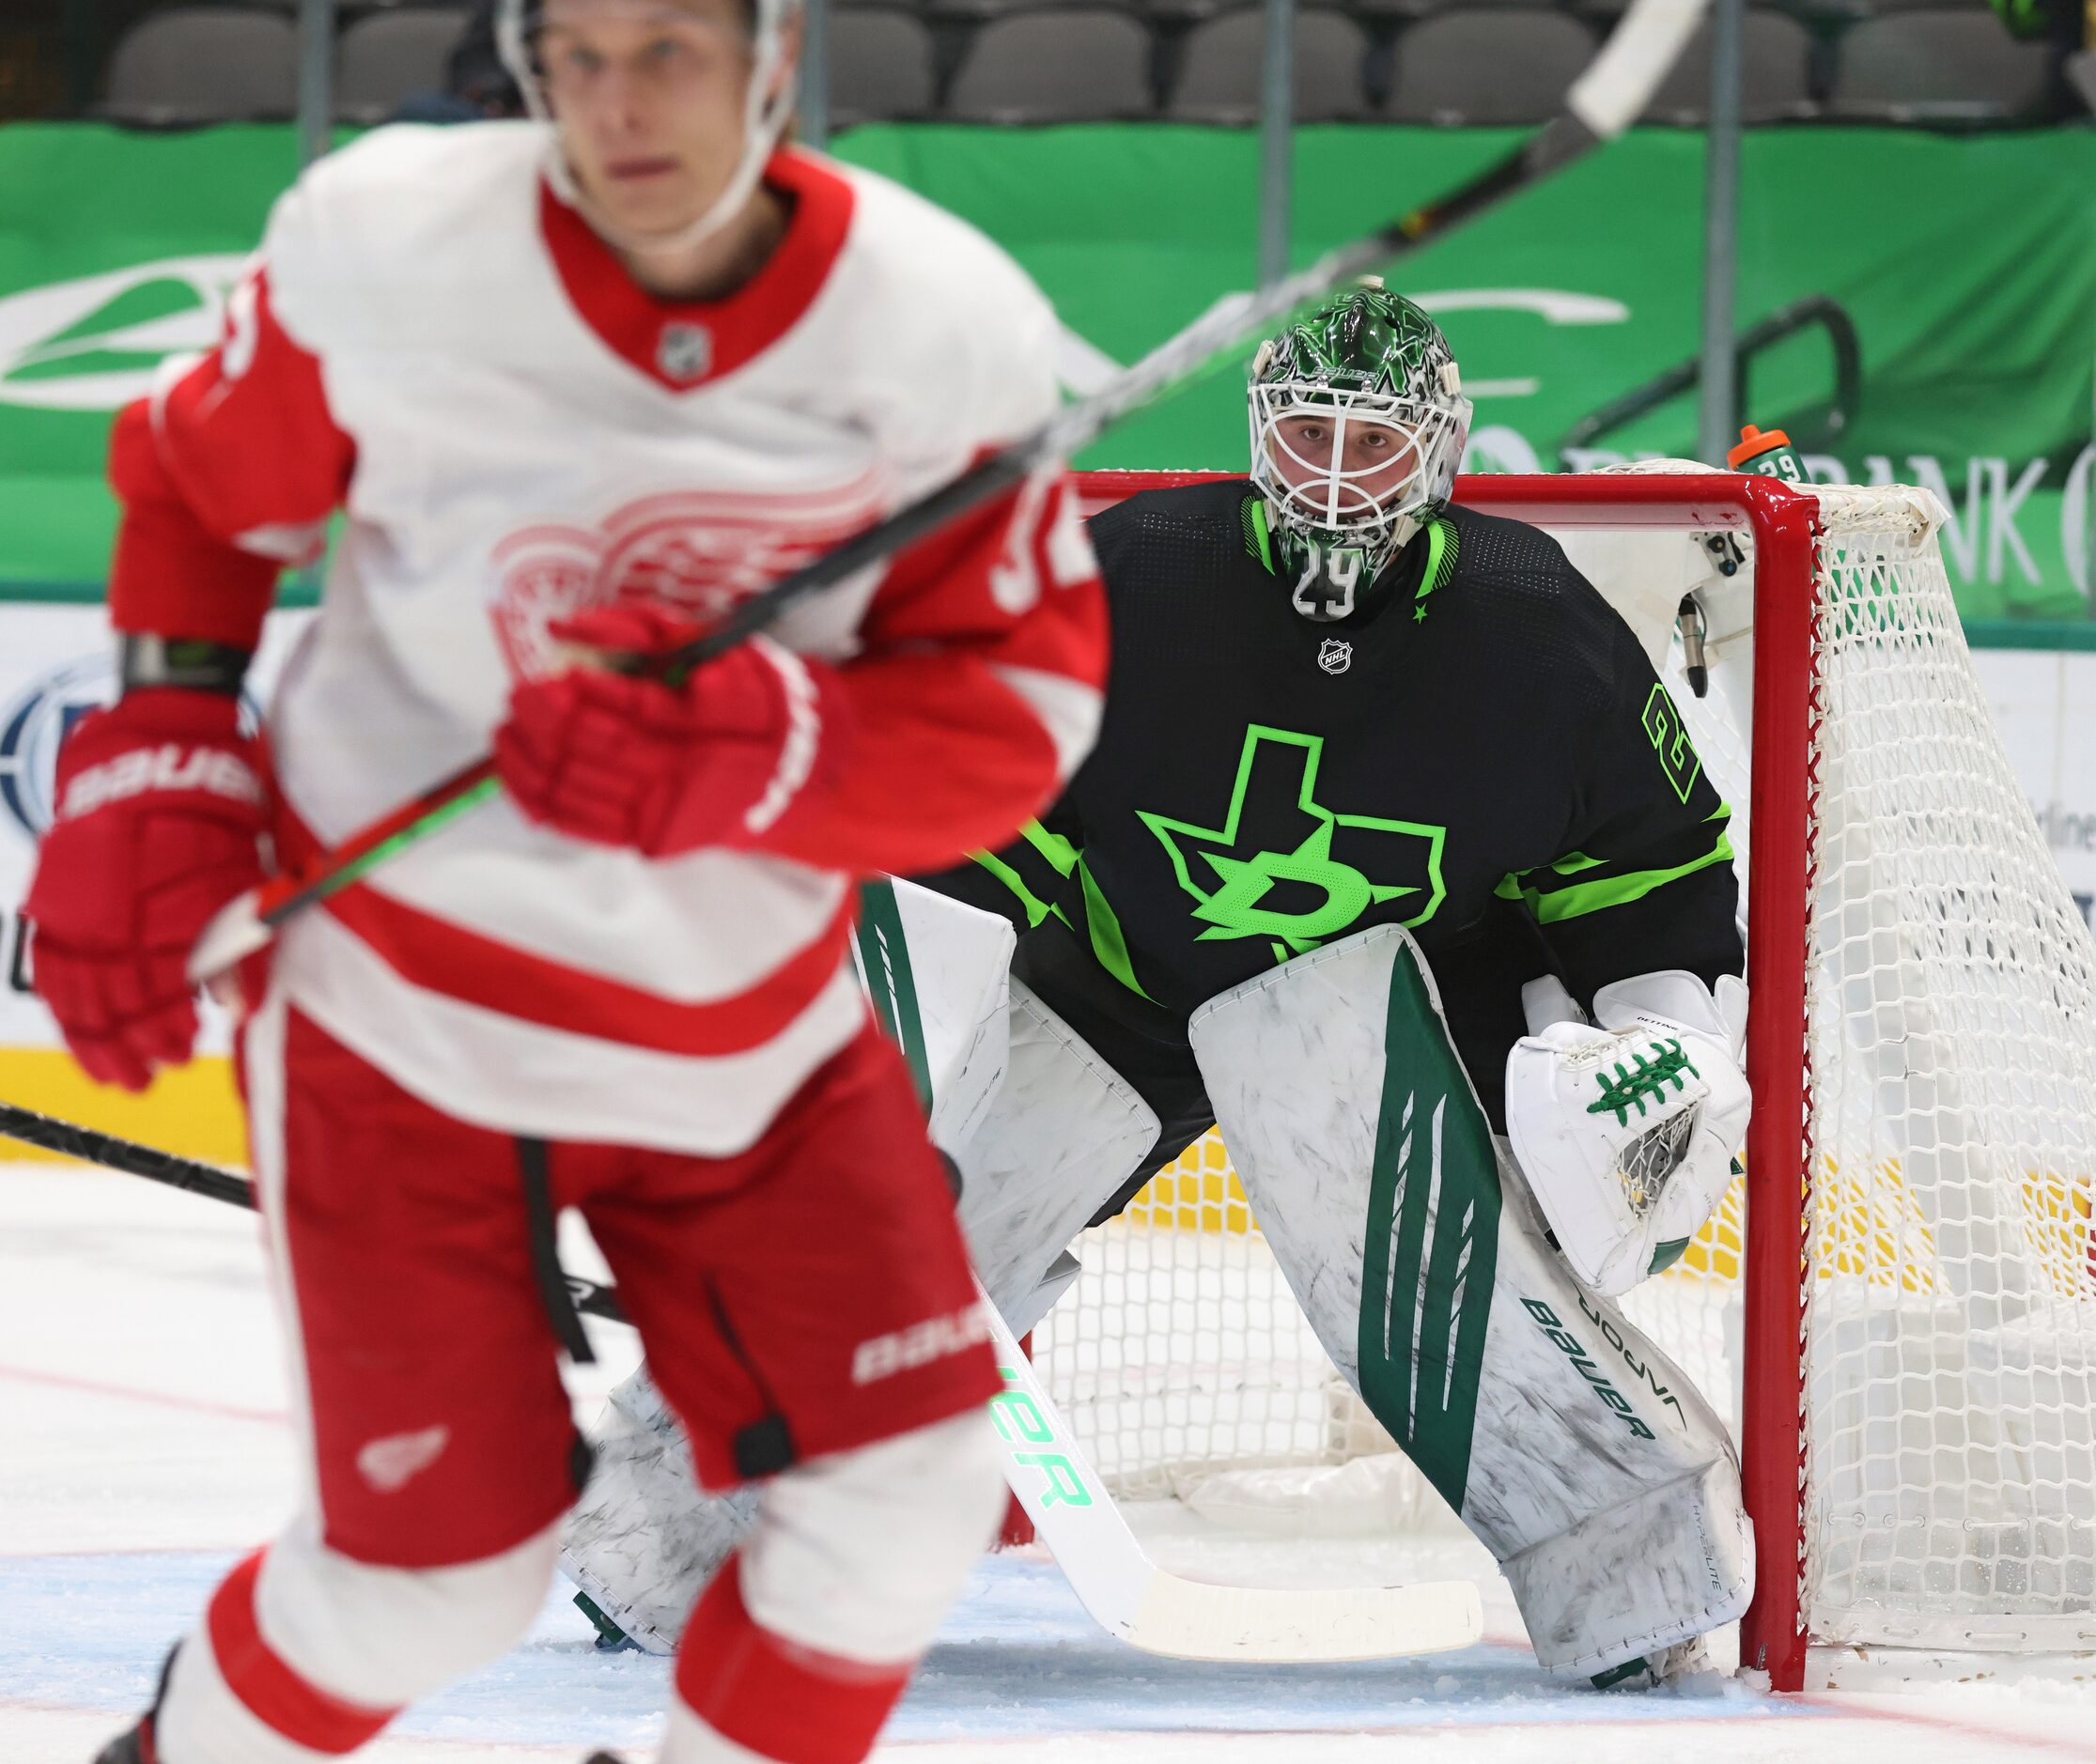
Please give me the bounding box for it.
[496,0,801,255]
[1249,284,1472,624]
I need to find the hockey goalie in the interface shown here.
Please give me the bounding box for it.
[25,0,1109,1758]
[566,285,1757,1688]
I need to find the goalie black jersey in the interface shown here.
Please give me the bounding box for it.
[932,477,1744,1124]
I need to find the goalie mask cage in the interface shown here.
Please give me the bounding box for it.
[1039,464,2096,1693]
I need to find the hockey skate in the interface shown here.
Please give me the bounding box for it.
[573,1589,641,1654]
[1589,1636,1715,1691]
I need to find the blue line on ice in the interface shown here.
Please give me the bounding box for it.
[2,1552,1809,1751]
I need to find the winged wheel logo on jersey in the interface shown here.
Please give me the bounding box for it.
[1318,638,1353,674]
[355,1424,451,1493]
[489,475,883,680]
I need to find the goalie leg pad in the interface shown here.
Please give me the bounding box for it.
[955,976,1160,1328]
[1188,925,1751,1677]
[853,879,1017,1156]
[561,1367,757,1656]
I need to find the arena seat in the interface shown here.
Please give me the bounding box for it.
[334,8,470,124]
[1641,8,1819,122]
[945,9,1158,120]
[829,8,941,126]
[103,8,299,125]
[1828,8,2059,119]
[1168,9,1372,122]
[1379,8,1596,123]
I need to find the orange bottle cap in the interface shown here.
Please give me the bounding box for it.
[1727,424,1793,469]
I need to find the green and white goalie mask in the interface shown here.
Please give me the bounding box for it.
[1249,283,1472,624]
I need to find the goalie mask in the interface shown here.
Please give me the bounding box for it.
[1250,284,1472,623]
[497,0,800,255]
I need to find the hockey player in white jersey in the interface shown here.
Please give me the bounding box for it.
[25,1,1107,1758]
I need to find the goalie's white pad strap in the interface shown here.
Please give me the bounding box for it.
[1507,969,1749,1297]
[1188,925,1749,1676]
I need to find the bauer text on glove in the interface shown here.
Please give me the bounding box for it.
[24,689,271,1092]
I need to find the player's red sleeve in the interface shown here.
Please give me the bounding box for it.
[107,265,354,650]
[756,469,1108,877]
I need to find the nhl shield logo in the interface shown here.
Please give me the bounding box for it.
[1318,638,1353,675]
[657,322,712,385]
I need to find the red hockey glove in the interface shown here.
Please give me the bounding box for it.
[495,605,842,859]
[24,689,271,1092]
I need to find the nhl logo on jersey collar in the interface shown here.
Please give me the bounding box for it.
[657,323,713,385]
[1318,637,1353,675]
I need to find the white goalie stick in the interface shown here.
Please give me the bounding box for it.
[980,1283,1483,1662]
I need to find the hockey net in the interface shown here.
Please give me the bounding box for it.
[1032,464,2096,1688]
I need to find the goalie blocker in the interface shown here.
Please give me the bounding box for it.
[566,902,1750,1679]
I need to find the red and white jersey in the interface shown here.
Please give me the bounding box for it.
[107,122,1106,1153]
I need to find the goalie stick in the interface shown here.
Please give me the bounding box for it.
[0,1097,1482,1661]
[981,1285,1482,1662]
[183,0,1709,986]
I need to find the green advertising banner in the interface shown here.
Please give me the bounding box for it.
[2,120,2092,619]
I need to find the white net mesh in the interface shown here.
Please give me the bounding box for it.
[1030,470,2096,1661]
[1797,481,2096,1652]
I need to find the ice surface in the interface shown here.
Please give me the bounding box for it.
[6,1160,2094,1763]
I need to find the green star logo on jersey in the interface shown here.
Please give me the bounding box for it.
[1138,725,1447,957]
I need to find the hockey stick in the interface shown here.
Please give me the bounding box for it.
[981,1288,1482,1662]
[183,0,1706,986]
[0,1092,1483,1663]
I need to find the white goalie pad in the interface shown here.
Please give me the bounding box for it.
[955,976,1160,1332]
[563,1369,757,1656]
[1507,970,1749,1298]
[852,878,1017,1155]
[1188,925,1751,1678]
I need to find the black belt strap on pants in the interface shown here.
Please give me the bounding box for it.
[517,1137,595,1366]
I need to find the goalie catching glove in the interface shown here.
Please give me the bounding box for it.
[1506,971,1749,1298]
